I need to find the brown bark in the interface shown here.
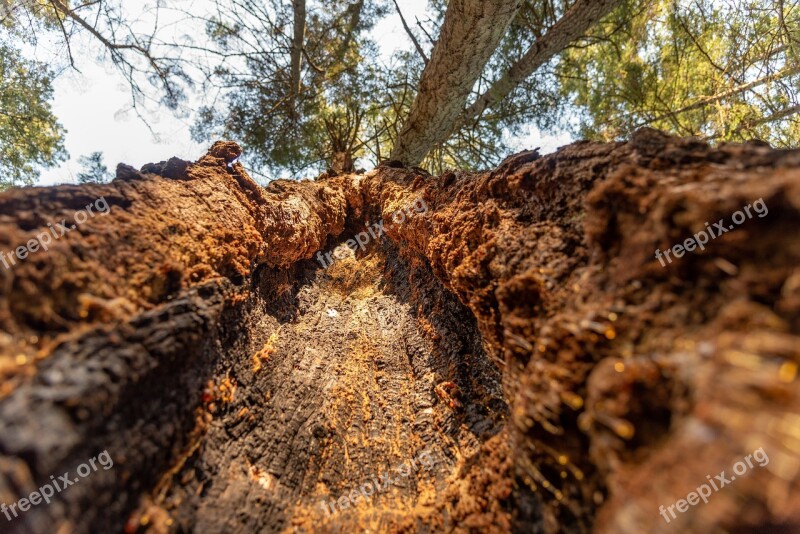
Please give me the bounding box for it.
[324,107,362,174]
[1,132,799,533]
[389,0,524,166]
[329,150,354,174]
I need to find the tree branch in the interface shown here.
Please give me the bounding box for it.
[637,64,800,129]
[290,0,306,99]
[458,0,622,128]
[391,0,428,64]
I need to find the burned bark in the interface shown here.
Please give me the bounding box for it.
[0,132,799,533]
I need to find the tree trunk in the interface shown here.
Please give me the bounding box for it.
[290,0,306,101]
[329,150,354,174]
[1,133,799,533]
[389,0,524,166]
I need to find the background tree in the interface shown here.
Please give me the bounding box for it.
[77,151,112,184]
[556,0,800,145]
[3,0,798,182]
[189,0,392,178]
[189,0,629,175]
[4,0,191,117]
[0,41,67,190]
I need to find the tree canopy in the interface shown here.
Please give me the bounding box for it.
[0,0,798,183]
[0,42,66,190]
[77,151,113,184]
[557,0,800,146]
[189,0,395,177]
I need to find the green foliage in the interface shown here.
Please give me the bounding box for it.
[190,0,574,176]
[191,0,396,178]
[556,0,800,146]
[1,0,61,33]
[189,0,797,175]
[0,42,67,190]
[2,1,189,188]
[4,0,796,184]
[77,151,112,184]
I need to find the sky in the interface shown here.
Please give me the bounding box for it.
[35,0,573,186]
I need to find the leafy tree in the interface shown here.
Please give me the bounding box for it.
[0,42,67,190]
[187,0,375,175]
[188,0,620,176]
[128,0,800,169]
[189,0,393,178]
[7,0,797,183]
[556,0,800,146]
[77,152,112,184]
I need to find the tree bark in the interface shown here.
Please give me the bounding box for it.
[329,150,354,174]
[1,133,799,533]
[389,0,524,166]
[458,0,623,127]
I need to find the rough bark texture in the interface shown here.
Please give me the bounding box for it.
[459,0,623,127]
[389,0,524,166]
[0,131,799,533]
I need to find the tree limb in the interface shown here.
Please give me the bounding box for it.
[391,0,428,64]
[637,64,800,129]
[457,0,623,129]
[290,0,306,99]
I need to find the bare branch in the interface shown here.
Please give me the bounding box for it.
[391,0,428,64]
